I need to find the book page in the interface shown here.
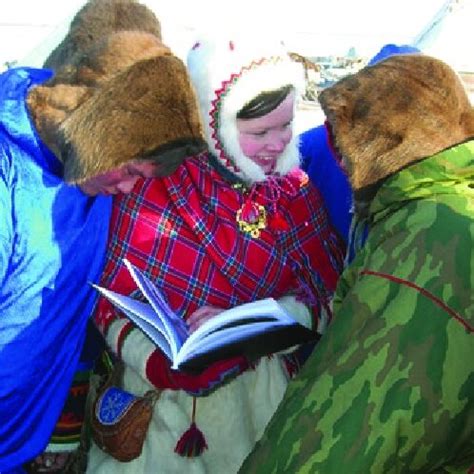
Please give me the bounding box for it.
[120,308,174,360]
[93,285,173,360]
[184,298,294,349]
[123,259,189,359]
[173,320,288,370]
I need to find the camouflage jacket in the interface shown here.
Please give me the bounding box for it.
[240,140,474,474]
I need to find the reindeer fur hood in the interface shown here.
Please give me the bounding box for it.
[319,54,474,196]
[27,0,206,184]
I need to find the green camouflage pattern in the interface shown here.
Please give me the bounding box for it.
[240,141,474,473]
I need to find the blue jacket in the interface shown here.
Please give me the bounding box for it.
[0,68,111,471]
[300,125,352,243]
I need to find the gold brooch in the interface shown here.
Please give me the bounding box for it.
[236,201,267,238]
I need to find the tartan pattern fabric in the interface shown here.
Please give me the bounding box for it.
[95,154,344,390]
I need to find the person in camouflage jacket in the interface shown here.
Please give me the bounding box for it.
[240,54,474,473]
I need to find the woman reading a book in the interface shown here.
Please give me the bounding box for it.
[89,35,345,473]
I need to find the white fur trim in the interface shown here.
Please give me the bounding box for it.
[220,104,302,183]
[187,36,305,183]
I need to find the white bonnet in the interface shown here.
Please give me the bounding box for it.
[186,35,306,180]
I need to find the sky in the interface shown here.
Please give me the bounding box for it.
[0,0,457,69]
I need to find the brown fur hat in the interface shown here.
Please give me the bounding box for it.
[43,0,162,71]
[319,54,474,191]
[27,0,206,183]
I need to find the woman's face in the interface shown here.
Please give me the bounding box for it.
[237,91,295,174]
[79,160,159,196]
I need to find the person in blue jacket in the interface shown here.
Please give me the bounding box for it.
[0,18,205,474]
[299,43,420,246]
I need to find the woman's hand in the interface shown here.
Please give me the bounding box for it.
[187,305,224,332]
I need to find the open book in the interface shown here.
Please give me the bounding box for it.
[93,259,317,373]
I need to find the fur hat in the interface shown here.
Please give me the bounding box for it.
[27,0,206,184]
[44,0,162,71]
[186,36,306,183]
[319,54,474,192]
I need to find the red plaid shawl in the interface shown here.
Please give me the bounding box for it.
[95,155,344,391]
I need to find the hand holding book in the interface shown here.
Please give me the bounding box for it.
[93,259,318,373]
[187,306,226,332]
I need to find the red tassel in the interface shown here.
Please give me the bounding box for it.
[174,397,208,457]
